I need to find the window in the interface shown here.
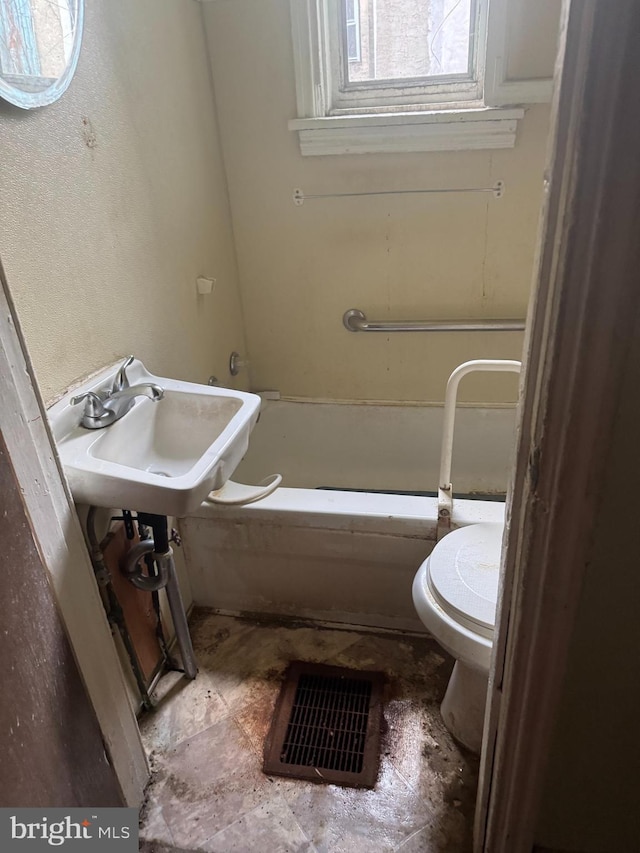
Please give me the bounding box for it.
[288,0,531,155]
[0,0,75,85]
[345,0,361,62]
[0,0,41,78]
[332,0,484,112]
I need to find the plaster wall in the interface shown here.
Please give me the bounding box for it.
[0,0,247,403]
[203,0,560,404]
[507,0,562,80]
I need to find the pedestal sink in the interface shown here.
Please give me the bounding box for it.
[48,359,261,516]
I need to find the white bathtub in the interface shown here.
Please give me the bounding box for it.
[182,400,512,632]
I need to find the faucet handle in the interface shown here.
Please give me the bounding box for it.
[70,391,109,417]
[112,355,135,393]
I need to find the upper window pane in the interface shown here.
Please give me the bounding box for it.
[343,0,474,87]
[346,0,361,61]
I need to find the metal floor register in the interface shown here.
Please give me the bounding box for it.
[263,661,384,789]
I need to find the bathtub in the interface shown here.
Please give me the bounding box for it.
[181,399,513,633]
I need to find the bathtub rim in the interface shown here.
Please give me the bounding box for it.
[190,486,505,538]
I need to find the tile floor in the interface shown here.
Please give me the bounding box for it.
[139,610,479,853]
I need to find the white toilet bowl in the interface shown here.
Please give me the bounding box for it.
[412,522,503,753]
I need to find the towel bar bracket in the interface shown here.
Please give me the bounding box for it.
[294,181,504,206]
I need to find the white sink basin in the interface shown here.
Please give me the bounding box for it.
[48,359,260,517]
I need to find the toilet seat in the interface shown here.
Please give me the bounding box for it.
[427,522,503,640]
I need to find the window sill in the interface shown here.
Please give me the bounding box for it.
[288,106,525,156]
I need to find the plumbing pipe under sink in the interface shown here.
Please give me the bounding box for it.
[87,508,198,686]
[133,513,198,681]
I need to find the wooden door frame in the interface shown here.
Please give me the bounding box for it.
[476,1,640,850]
[0,261,149,806]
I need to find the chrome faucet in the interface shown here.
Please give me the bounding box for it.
[111,354,134,393]
[71,357,164,429]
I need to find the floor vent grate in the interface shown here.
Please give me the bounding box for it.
[263,661,384,788]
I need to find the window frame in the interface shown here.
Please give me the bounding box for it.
[287,0,546,155]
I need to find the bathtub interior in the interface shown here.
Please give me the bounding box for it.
[181,400,514,633]
[233,399,516,495]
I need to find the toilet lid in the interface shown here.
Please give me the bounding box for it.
[427,523,503,637]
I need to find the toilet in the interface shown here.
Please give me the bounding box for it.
[412,522,503,754]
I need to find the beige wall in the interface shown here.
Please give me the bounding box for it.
[507,0,562,81]
[203,0,557,404]
[0,0,247,403]
[534,314,640,853]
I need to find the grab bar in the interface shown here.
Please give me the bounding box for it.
[437,359,522,539]
[343,308,525,333]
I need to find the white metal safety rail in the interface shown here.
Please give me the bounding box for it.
[437,359,522,539]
